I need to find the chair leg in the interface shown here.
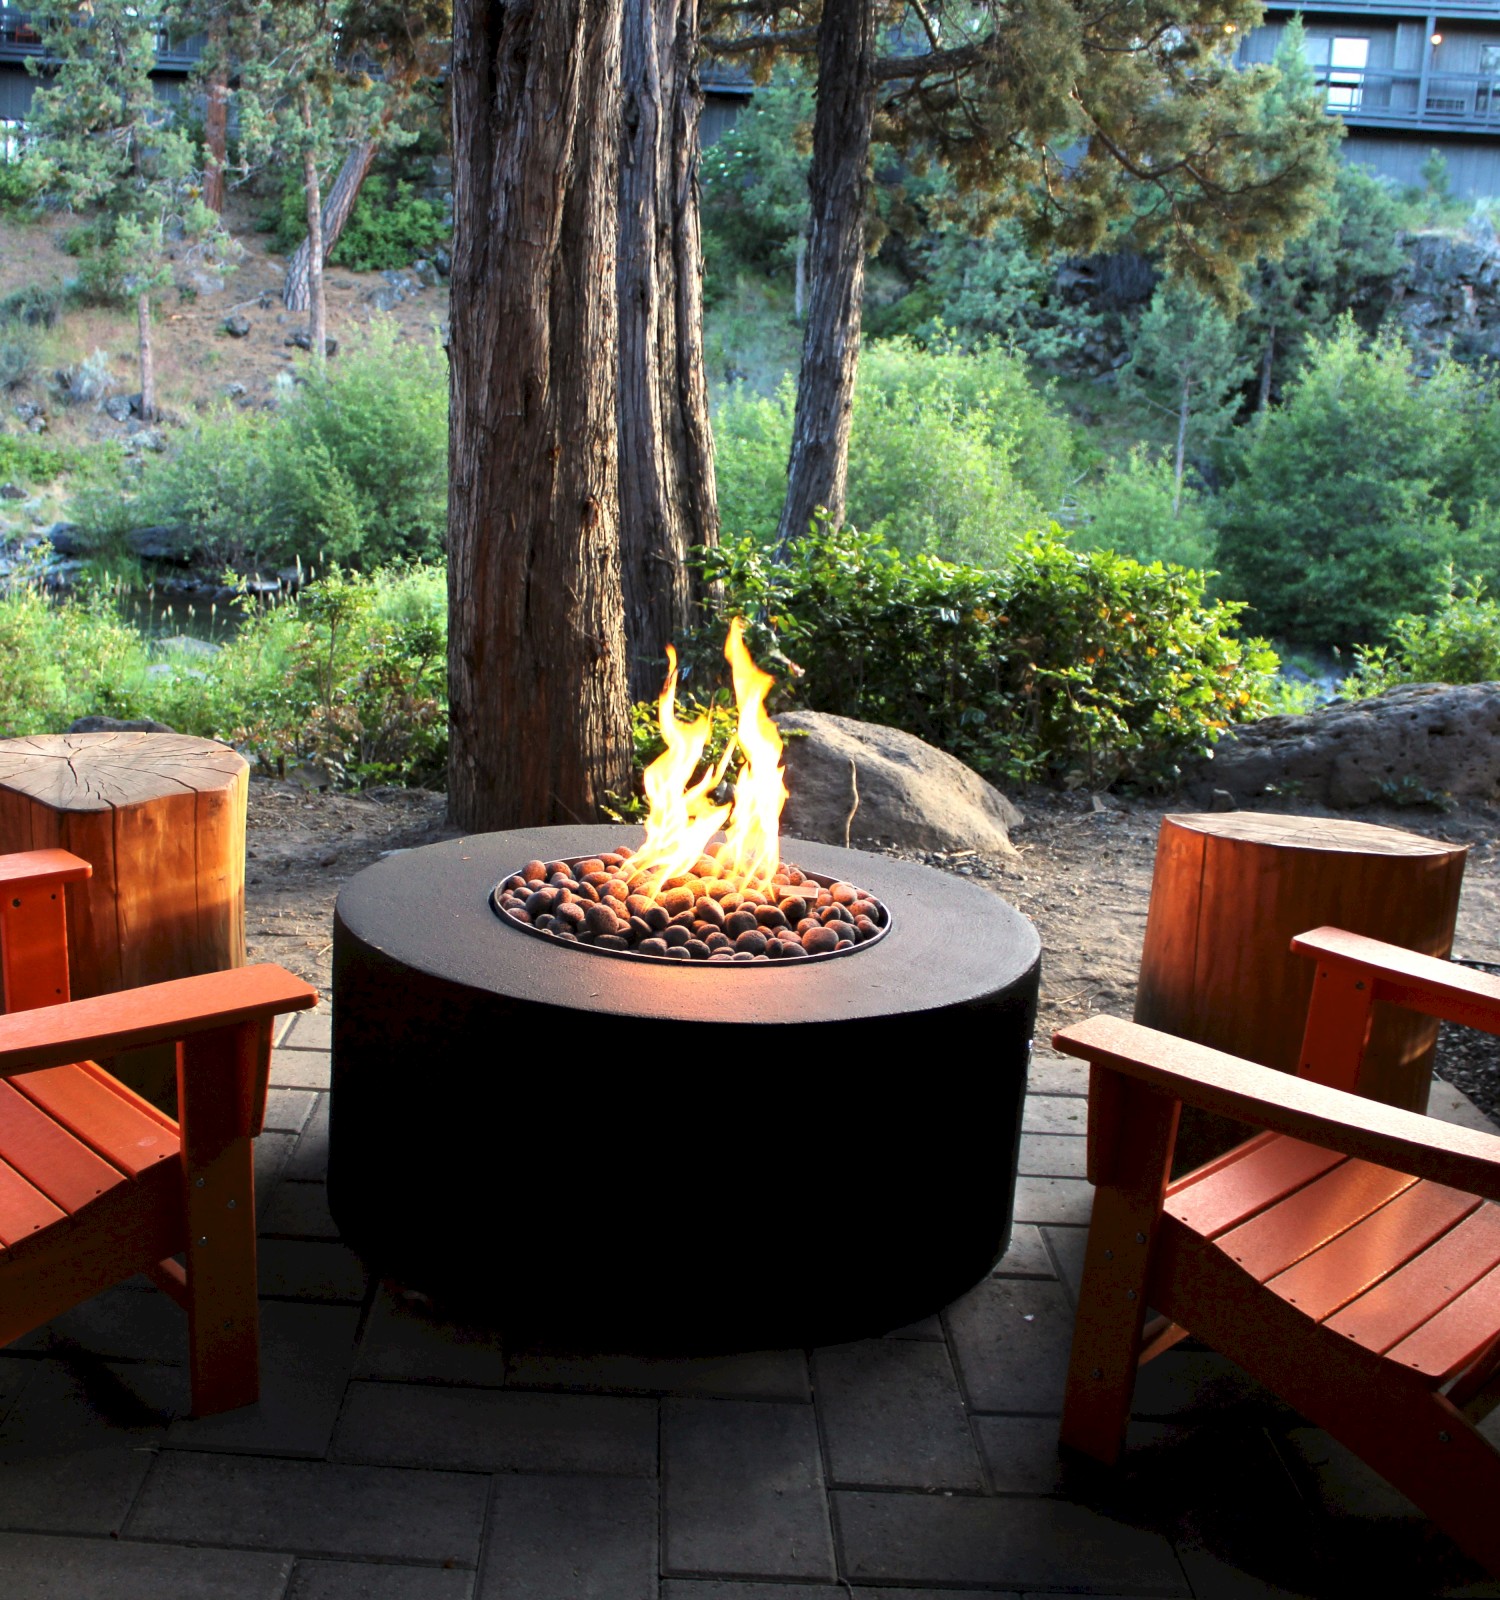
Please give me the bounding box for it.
[1060,1188,1155,1464]
[179,1024,263,1417]
[182,1130,260,1416]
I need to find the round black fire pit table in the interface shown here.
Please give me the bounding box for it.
[330,827,1040,1351]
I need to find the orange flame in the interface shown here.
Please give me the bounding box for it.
[627,619,786,895]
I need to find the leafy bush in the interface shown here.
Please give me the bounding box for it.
[154,567,448,787]
[265,172,449,270]
[0,319,42,391]
[1073,448,1216,570]
[0,561,155,738]
[689,524,1275,789]
[1214,321,1470,647]
[1341,578,1500,698]
[0,157,40,211]
[0,433,75,486]
[0,562,447,787]
[90,324,447,569]
[0,282,67,328]
[713,339,1076,564]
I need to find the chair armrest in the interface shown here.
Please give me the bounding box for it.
[1054,1013,1500,1205]
[0,850,93,890]
[1293,927,1500,1036]
[0,964,318,1076]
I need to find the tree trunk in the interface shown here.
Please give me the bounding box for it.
[136,291,155,423]
[794,228,808,322]
[1257,326,1276,412]
[202,56,228,214]
[1173,376,1191,515]
[448,0,631,830]
[616,0,719,702]
[283,139,378,312]
[301,115,327,366]
[774,0,877,552]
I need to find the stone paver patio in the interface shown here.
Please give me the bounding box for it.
[4,1012,1500,1599]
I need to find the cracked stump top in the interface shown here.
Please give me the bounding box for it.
[0,733,249,1010]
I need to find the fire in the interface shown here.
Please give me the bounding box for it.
[627,619,787,897]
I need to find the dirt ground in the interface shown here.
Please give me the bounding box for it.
[1,195,448,449]
[243,779,1500,1112]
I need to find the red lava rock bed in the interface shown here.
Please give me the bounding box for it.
[492,839,889,963]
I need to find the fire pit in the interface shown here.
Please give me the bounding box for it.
[330,622,1038,1349]
[330,826,1039,1350]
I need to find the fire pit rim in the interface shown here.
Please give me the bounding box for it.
[337,826,1040,1028]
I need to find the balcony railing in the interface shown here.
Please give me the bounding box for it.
[1265,0,1500,15]
[0,11,202,70]
[1314,64,1500,127]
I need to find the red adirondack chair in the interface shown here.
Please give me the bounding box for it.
[1054,926,1500,1575]
[0,848,317,1415]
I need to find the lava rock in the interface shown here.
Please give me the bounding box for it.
[224,314,252,337]
[286,331,339,357]
[776,709,1021,856]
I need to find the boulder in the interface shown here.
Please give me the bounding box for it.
[774,710,1022,855]
[125,525,193,563]
[40,521,85,557]
[1190,682,1500,808]
[102,395,133,423]
[285,331,339,357]
[224,314,252,338]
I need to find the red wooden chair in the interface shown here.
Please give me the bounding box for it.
[0,848,316,1415]
[1054,926,1500,1574]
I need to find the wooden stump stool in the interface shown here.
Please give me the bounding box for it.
[0,733,249,1106]
[1136,814,1467,1163]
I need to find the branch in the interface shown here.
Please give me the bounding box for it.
[702,27,817,56]
[872,41,985,82]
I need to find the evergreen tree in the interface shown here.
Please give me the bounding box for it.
[1215,321,1467,646]
[24,0,236,422]
[1120,280,1251,513]
[234,0,386,362]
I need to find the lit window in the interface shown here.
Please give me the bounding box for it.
[1326,36,1370,111]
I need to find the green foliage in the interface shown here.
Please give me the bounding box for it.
[23,1,237,315]
[0,560,447,787]
[0,156,41,211]
[1214,321,1471,646]
[88,325,447,569]
[1119,279,1252,499]
[155,567,448,787]
[1072,448,1216,569]
[263,171,449,270]
[0,318,42,391]
[0,434,85,486]
[884,218,1104,363]
[689,524,1274,790]
[1341,578,1500,697]
[0,559,156,737]
[700,78,812,303]
[713,339,1075,563]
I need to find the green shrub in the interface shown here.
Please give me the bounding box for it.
[0,282,67,328]
[1341,578,1500,698]
[1214,322,1470,647]
[152,567,448,787]
[690,524,1275,789]
[0,561,447,786]
[0,434,74,487]
[1073,448,1216,570]
[0,157,40,211]
[0,566,155,738]
[713,339,1076,564]
[95,323,447,569]
[264,172,449,270]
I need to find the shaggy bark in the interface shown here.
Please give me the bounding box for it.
[202,60,228,213]
[300,107,327,364]
[616,0,719,701]
[773,0,876,551]
[135,292,156,423]
[283,139,377,312]
[447,0,631,829]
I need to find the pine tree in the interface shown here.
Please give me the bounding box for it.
[234,0,386,362]
[25,0,236,422]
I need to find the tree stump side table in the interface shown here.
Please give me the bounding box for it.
[0,733,249,1105]
[1135,813,1468,1124]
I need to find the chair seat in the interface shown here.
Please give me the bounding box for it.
[1166,1133,1500,1385]
[0,1062,180,1258]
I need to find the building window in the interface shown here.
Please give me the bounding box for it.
[1323,37,1371,112]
